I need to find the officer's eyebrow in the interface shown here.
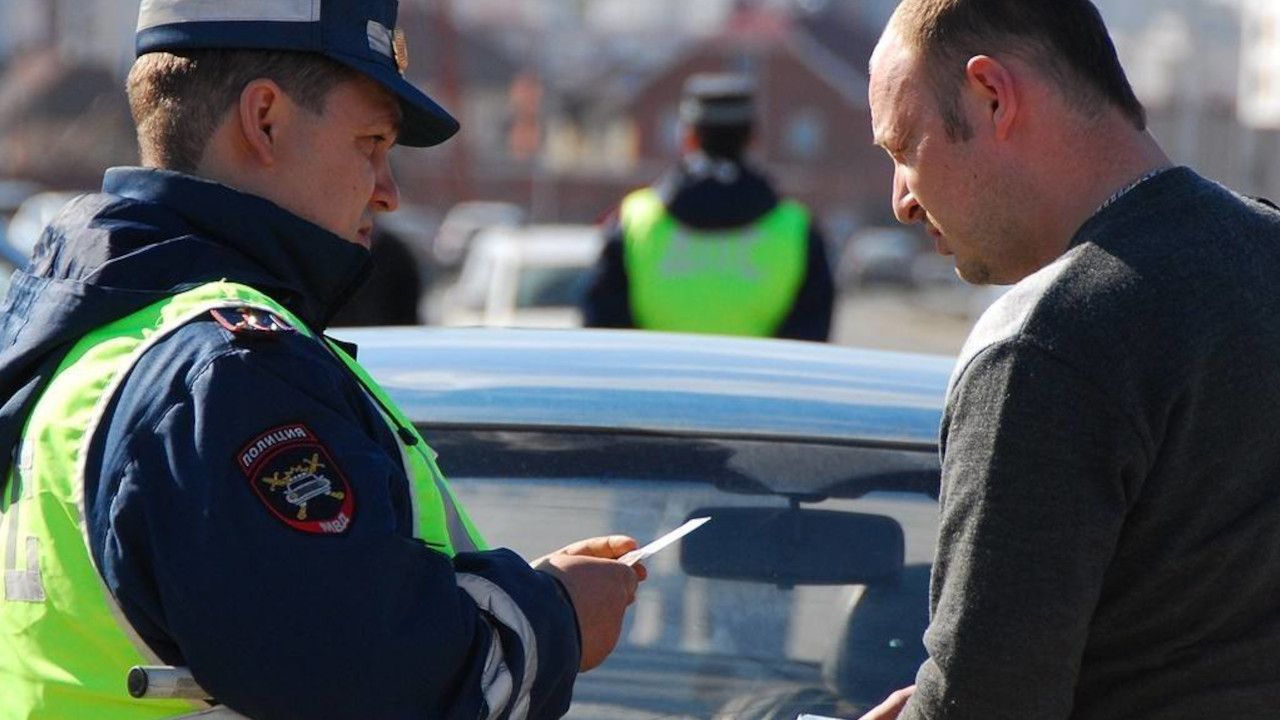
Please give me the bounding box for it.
[389,104,404,135]
[366,106,402,145]
[388,107,404,145]
[362,84,404,143]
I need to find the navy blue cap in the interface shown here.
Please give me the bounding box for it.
[135,0,459,147]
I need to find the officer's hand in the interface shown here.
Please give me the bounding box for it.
[533,535,645,671]
[857,685,916,720]
[548,535,649,581]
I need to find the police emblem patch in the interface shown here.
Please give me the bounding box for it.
[238,424,355,535]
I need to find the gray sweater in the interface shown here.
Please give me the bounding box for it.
[904,168,1280,720]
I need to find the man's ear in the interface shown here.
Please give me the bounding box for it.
[236,79,287,166]
[965,55,1018,141]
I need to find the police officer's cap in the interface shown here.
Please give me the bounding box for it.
[679,73,756,128]
[135,0,458,147]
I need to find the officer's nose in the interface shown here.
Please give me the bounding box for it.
[892,166,922,226]
[372,157,400,214]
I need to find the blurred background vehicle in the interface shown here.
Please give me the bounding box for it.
[1,179,48,268]
[909,254,1013,322]
[1,189,82,298]
[336,326,953,720]
[5,190,83,262]
[376,203,442,262]
[836,226,924,292]
[433,224,602,328]
[0,179,45,222]
[0,219,23,270]
[0,248,15,297]
[428,200,526,271]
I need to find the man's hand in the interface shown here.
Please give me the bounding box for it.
[532,535,646,671]
[857,686,915,720]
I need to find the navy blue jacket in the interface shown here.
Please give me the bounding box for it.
[0,168,580,720]
[582,155,835,341]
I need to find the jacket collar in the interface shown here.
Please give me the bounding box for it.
[101,167,371,328]
[655,153,780,230]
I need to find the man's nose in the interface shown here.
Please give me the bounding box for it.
[892,167,922,225]
[372,158,400,214]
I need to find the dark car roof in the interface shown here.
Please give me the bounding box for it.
[336,328,954,448]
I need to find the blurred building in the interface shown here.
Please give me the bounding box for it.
[0,0,137,189]
[578,4,890,236]
[456,0,733,35]
[2,0,1279,227]
[0,0,136,72]
[0,0,45,62]
[398,1,894,243]
[1095,0,1279,199]
[0,52,137,189]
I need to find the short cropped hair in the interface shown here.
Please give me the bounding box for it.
[694,124,753,162]
[127,50,360,172]
[891,0,1146,140]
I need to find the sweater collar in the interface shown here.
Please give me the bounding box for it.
[1070,166,1197,252]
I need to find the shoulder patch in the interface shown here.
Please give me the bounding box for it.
[238,424,355,535]
[210,307,295,340]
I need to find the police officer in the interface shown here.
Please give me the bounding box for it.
[0,2,641,719]
[583,73,835,341]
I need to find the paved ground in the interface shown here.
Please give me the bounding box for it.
[422,279,987,357]
[831,287,982,357]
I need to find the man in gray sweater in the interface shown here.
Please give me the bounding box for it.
[862,1,1280,718]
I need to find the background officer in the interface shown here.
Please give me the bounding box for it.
[583,72,835,341]
[0,2,641,719]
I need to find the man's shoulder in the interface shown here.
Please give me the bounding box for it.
[952,254,1074,377]
[103,309,352,455]
[127,306,325,389]
[948,245,1143,395]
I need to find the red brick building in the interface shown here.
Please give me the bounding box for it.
[614,8,895,239]
[397,4,896,244]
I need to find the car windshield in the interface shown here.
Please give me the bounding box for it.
[516,264,592,308]
[426,426,940,720]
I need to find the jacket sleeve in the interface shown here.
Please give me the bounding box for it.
[775,224,835,342]
[900,339,1146,720]
[87,323,581,720]
[580,222,635,329]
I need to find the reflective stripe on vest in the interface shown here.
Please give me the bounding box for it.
[621,187,810,337]
[0,281,483,720]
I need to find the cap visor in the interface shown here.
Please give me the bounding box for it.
[330,53,460,148]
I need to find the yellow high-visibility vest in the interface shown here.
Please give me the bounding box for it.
[0,281,483,719]
[622,187,810,337]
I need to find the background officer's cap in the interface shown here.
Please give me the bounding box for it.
[679,73,756,128]
[135,0,458,147]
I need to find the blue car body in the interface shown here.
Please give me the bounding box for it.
[334,327,954,720]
